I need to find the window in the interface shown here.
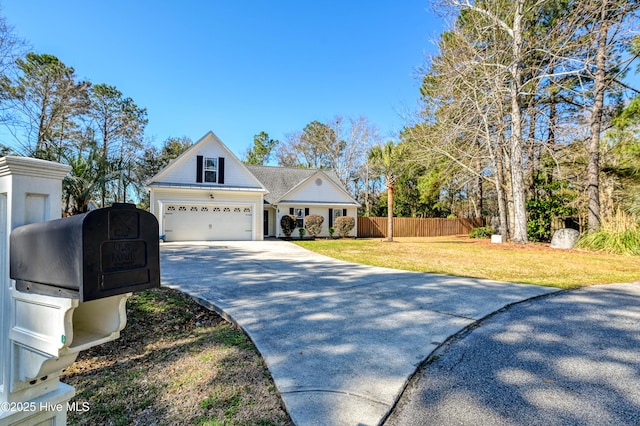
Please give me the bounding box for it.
[204,157,217,183]
[294,208,304,228]
[329,208,347,228]
[197,156,225,184]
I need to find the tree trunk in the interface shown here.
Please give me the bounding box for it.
[475,156,483,218]
[527,102,537,196]
[36,94,49,157]
[101,120,109,207]
[505,150,516,239]
[547,82,557,150]
[489,137,509,239]
[508,0,529,244]
[387,183,394,242]
[587,3,609,232]
[364,165,371,217]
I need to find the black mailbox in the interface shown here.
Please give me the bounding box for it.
[10,203,160,301]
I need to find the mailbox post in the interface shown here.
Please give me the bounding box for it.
[0,157,160,426]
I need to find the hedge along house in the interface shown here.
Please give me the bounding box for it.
[246,165,360,238]
[146,131,359,241]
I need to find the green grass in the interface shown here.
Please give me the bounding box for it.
[295,236,640,289]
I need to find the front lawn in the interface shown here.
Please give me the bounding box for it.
[62,287,291,426]
[294,236,640,289]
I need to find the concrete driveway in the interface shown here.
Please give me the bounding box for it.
[160,240,557,425]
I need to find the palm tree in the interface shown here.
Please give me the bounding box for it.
[62,144,114,214]
[368,141,406,242]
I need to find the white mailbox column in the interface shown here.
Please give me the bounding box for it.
[0,156,72,425]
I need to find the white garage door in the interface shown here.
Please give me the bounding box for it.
[163,204,253,241]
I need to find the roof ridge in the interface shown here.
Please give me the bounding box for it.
[245,164,325,172]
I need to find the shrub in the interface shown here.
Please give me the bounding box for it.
[526,179,576,242]
[298,227,306,239]
[469,226,493,238]
[328,226,335,239]
[469,226,494,239]
[334,216,355,238]
[305,214,324,237]
[280,214,297,238]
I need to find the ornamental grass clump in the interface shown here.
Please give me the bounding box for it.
[576,209,640,255]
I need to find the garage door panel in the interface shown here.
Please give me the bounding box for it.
[163,204,252,241]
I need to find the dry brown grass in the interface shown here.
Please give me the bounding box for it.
[295,236,640,289]
[62,287,292,426]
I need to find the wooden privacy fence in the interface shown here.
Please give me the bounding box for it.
[357,217,486,238]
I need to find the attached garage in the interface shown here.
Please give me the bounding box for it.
[148,131,361,242]
[162,203,253,241]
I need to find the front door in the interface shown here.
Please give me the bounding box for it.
[263,210,269,236]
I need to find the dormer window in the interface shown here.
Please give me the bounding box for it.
[196,156,225,184]
[204,157,217,183]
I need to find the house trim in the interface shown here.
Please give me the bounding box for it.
[148,182,268,193]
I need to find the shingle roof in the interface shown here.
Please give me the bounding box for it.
[245,165,344,205]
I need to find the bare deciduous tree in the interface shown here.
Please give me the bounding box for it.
[409,0,638,241]
[276,116,380,203]
[580,0,639,231]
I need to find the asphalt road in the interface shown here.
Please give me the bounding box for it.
[385,283,640,426]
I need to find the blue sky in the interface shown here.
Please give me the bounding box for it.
[1,1,444,158]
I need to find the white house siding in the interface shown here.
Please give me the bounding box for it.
[282,175,352,203]
[276,204,358,238]
[150,187,263,241]
[154,133,261,189]
[274,174,358,238]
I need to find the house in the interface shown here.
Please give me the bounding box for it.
[246,164,360,239]
[146,131,360,241]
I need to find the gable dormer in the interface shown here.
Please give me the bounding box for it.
[147,131,265,191]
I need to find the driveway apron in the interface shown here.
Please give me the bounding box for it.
[160,241,557,425]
